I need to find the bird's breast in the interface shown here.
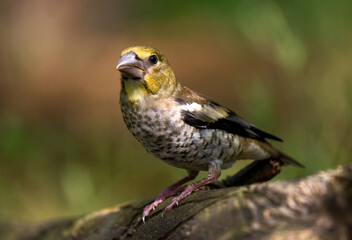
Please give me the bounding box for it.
[120,98,185,152]
[120,98,242,171]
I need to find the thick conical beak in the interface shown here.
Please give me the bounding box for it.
[116,52,145,79]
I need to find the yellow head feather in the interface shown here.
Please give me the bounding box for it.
[119,46,179,102]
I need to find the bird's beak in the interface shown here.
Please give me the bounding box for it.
[116,52,145,79]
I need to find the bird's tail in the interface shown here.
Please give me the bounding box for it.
[277,151,304,168]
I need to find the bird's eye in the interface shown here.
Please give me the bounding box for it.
[149,55,158,64]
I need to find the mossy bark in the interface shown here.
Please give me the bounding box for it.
[1,165,351,240]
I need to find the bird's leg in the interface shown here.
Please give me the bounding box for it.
[162,161,221,214]
[142,170,198,221]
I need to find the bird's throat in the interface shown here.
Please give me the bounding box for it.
[121,79,149,102]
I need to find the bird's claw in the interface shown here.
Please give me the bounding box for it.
[142,203,156,222]
[142,198,166,222]
[161,198,179,216]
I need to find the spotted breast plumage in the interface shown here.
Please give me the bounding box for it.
[117,46,303,221]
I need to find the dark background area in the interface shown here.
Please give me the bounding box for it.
[1,0,351,221]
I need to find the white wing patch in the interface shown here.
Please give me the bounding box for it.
[180,103,204,112]
[180,102,229,122]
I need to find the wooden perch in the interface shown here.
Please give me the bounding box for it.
[1,164,351,240]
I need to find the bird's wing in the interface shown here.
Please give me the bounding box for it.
[174,87,282,142]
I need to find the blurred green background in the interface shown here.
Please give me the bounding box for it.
[1,0,351,222]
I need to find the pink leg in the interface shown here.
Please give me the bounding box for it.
[142,170,198,222]
[162,161,221,214]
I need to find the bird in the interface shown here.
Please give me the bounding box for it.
[116,46,303,222]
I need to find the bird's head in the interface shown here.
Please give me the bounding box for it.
[117,46,179,101]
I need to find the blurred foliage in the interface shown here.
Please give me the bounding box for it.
[0,0,351,222]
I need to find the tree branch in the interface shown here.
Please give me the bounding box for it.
[1,165,351,240]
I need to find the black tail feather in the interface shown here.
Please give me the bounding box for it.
[278,152,304,168]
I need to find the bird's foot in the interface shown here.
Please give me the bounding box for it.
[141,171,199,222]
[162,185,207,215]
[142,185,187,222]
[142,199,163,222]
[161,161,221,216]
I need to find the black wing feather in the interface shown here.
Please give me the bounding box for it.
[179,100,282,142]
